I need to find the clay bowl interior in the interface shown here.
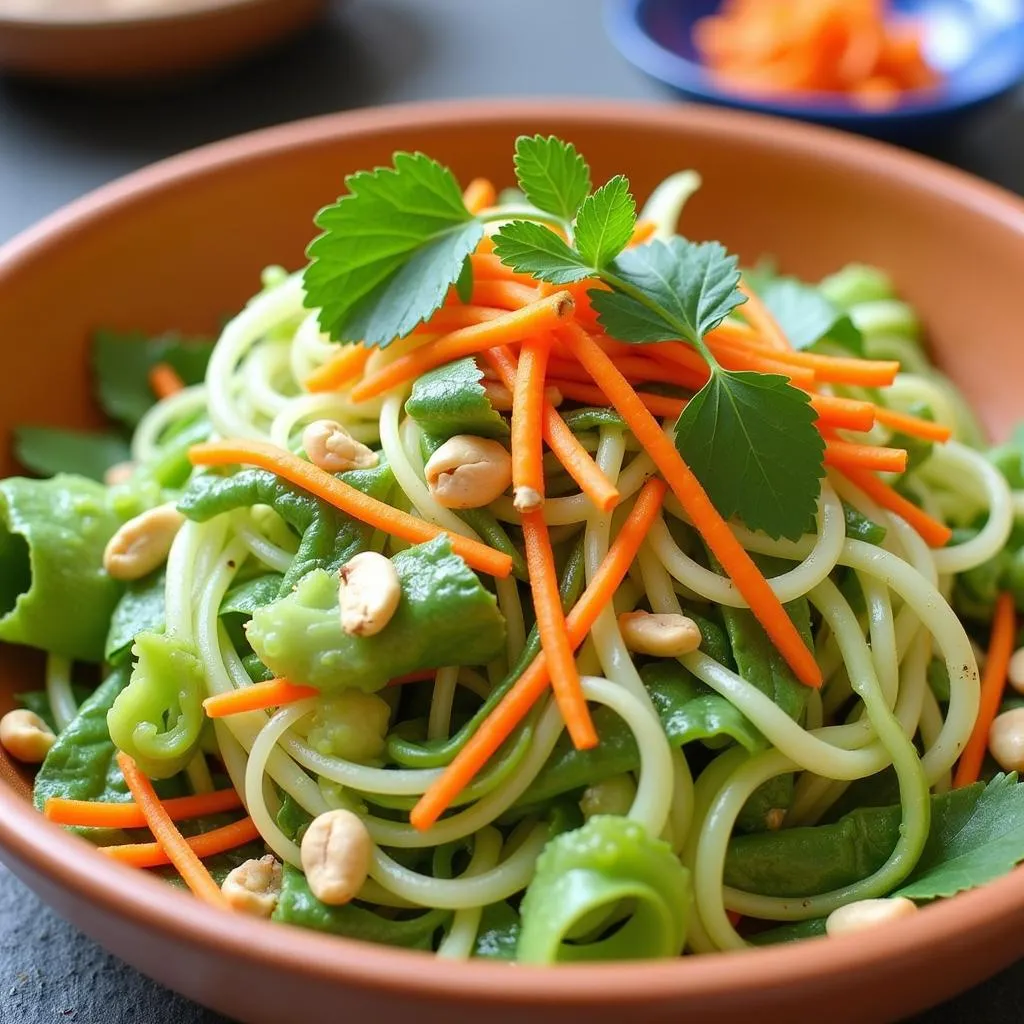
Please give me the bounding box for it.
[0,0,326,80]
[0,100,1023,1024]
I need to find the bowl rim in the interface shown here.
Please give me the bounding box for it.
[3,96,1024,1008]
[0,0,297,30]
[604,0,1024,123]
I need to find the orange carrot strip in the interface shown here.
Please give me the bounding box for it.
[189,439,512,577]
[351,291,573,403]
[149,362,185,400]
[841,465,953,548]
[411,477,667,830]
[551,379,687,420]
[629,219,656,246]
[412,305,506,335]
[643,347,713,392]
[462,177,496,215]
[810,394,876,433]
[466,279,540,310]
[953,593,1016,788]
[304,344,372,394]
[203,679,319,718]
[559,323,821,688]
[470,252,537,286]
[522,510,597,750]
[874,405,953,443]
[511,335,550,510]
[824,440,908,474]
[708,341,819,385]
[482,346,619,513]
[547,354,671,385]
[736,281,792,352]
[114,752,229,905]
[101,817,261,870]
[45,789,243,829]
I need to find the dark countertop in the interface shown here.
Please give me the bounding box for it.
[0,2,1022,1021]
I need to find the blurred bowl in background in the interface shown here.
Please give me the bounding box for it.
[0,0,327,81]
[605,0,1024,138]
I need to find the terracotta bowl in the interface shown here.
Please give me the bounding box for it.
[0,0,326,81]
[0,100,1023,1024]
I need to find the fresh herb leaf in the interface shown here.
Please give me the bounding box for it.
[93,330,214,429]
[590,239,745,344]
[756,277,863,354]
[454,256,474,304]
[573,175,636,270]
[513,135,591,221]
[897,774,1024,901]
[675,371,825,540]
[491,220,592,284]
[14,427,130,482]
[304,153,483,346]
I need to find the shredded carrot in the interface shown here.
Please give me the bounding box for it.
[737,280,792,353]
[547,354,670,386]
[465,279,540,310]
[873,405,953,443]
[470,252,537,287]
[114,752,228,905]
[350,291,574,403]
[809,394,876,433]
[511,335,550,511]
[629,220,657,246]
[304,344,372,394]
[462,177,496,214]
[559,323,822,688]
[412,305,506,335]
[101,817,261,870]
[706,337,819,385]
[824,439,908,474]
[551,379,687,420]
[189,439,512,577]
[203,678,318,718]
[841,465,953,548]
[953,593,1017,788]
[482,345,619,513]
[411,477,667,830]
[148,362,185,400]
[45,789,243,829]
[522,510,597,750]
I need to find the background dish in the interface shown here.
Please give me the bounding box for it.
[605,0,1024,137]
[1,99,1024,1024]
[0,0,327,80]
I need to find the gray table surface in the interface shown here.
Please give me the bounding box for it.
[1,2,1022,1021]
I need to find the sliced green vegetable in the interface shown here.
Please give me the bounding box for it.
[474,902,522,960]
[748,918,827,946]
[16,684,95,736]
[274,865,449,948]
[248,536,505,694]
[405,358,508,440]
[305,691,391,762]
[106,571,165,665]
[14,427,131,482]
[843,501,887,545]
[818,264,895,310]
[0,475,124,662]
[518,816,691,962]
[560,407,626,433]
[220,573,284,618]
[106,632,206,779]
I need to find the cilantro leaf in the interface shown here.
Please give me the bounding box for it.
[304,152,483,346]
[491,220,592,284]
[757,277,863,353]
[574,175,636,270]
[93,330,214,429]
[14,426,131,482]
[513,136,591,221]
[674,371,825,540]
[897,774,1024,901]
[455,257,474,304]
[591,239,745,344]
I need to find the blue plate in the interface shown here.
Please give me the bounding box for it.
[605,0,1024,136]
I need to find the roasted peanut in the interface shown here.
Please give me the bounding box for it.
[989,707,1024,772]
[221,855,283,918]
[424,435,512,509]
[1008,647,1024,695]
[103,503,184,581]
[103,461,136,486]
[618,611,702,658]
[338,551,401,637]
[300,809,371,906]
[302,419,379,474]
[0,709,56,764]
[825,897,917,937]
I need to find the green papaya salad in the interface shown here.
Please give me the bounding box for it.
[3,135,1024,961]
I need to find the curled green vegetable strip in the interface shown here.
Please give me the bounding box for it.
[107,631,206,779]
[517,816,691,963]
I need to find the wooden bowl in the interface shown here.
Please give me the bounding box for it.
[0,0,326,80]
[1,100,1023,1024]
